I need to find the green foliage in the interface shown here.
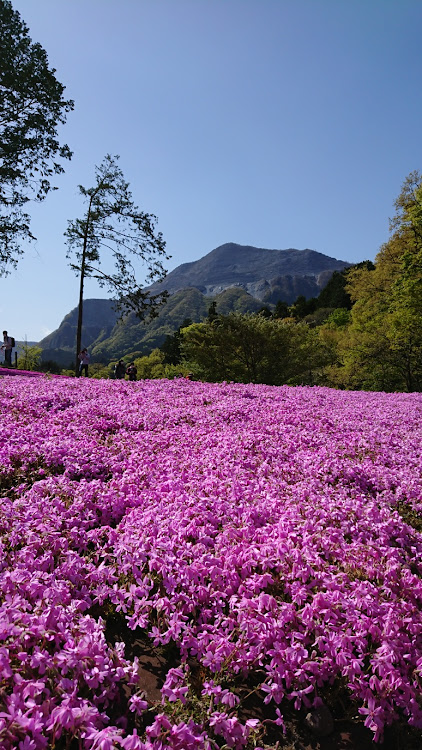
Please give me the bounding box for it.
[87,287,268,363]
[0,0,73,273]
[133,349,182,379]
[207,300,218,322]
[286,322,332,386]
[133,349,166,379]
[17,343,42,371]
[289,294,317,319]
[89,362,114,379]
[161,319,192,365]
[302,307,334,328]
[316,270,350,309]
[273,300,290,319]
[65,154,169,372]
[344,171,422,391]
[257,305,272,318]
[38,359,61,374]
[181,313,330,385]
[325,307,351,328]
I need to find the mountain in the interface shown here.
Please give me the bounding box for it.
[39,243,350,365]
[146,242,349,299]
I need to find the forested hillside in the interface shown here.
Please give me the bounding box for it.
[174,171,422,392]
[36,172,422,393]
[39,244,349,366]
[39,287,265,367]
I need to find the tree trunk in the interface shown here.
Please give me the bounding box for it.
[75,196,93,375]
[75,257,85,376]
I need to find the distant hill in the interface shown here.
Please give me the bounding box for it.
[39,243,350,365]
[16,341,38,351]
[146,242,349,300]
[39,288,264,366]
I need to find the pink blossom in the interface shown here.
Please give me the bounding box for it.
[0,377,421,745]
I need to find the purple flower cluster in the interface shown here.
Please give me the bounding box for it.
[0,377,421,748]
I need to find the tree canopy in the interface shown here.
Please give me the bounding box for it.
[343,171,422,391]
[0,0,73,273]
[180,313,321,385]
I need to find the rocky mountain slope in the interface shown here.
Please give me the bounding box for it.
[39,243,350,365]
[146,242,349,300]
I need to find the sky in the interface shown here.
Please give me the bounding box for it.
[2,0,422,342]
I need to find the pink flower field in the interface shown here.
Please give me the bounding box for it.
[0,376,421,749]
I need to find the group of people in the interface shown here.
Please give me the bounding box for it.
[114,360,137,381]
[78,349,138,381]
[1,331,14,367]
[1,338,192,382]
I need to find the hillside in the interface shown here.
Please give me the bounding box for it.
[146,242,349,298]
[39,288,264,366]
[39,243,350,364]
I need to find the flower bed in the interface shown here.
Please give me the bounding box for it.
[0,376,421,748]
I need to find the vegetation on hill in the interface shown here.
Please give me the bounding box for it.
[23,170,422,393]
[338,171,422,391]
[171,171,422,392]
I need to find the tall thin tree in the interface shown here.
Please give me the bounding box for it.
[65,154,169,374]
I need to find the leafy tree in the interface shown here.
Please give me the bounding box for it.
[133,348,181,379]
[289,294,317,319]
[17,342,41,370]
[179,321,232,382]
[207,300,218,323]
[257,305,272,318]
[286,322,332,386]
[65,154,169,374]
[302,307,334,328]
[389,170,422,244]
[0,0,73,273]
[324,307,351,328]
[181,313,298,385]
[226,314,282,383]
[315,262,374,311]
[161,318,192,365]
[273,300,289,319]
[316,270,351,310]
[386,180,422,390]
[88,362,113,379]
[345,171,422,391]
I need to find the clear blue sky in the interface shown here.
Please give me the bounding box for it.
[2,0,422,342]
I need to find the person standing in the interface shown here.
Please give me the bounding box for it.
[114,360,126,379]
[126,362,137,381]
[1,331,13,367]
[78,348,90,377]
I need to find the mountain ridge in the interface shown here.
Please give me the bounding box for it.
[146,242,349,298]
[39,243,351,364]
